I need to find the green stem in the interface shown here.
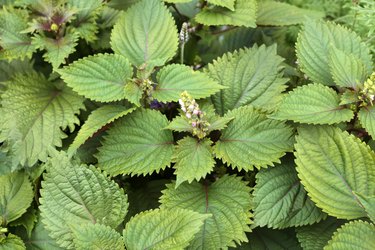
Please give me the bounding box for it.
[180,42,185,64]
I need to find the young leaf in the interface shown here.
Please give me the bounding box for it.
[195,0,257,27]
[173,137,215,187]
[124,81,142,106]
[97,109,174,176]
[295,125,375,219]
[165,116,192,133]
[271,83,354,124]
[214,106,294,171]
[160,175,252,249]
[71,224,124,250]
[324,221,375,250]
[358,106,375,139]
[58,53,133,102]
[257,1,324,26]
[296,217,344,250]
[207,0,235,11]
[328,46,367,88]
[0,172,33,225]
[207,45,287,115]
[32,33,79,70]
[39,153,128,249]
[0,8,36,60]
[123,208,210,250]
[0,233,26,250]
[69,105,136,153]
[253,162,326,229]
[153,64,224,102]
[296,19,373,86]
[67,0,103,42]
[0,72,84,166]
[111,0,178,67]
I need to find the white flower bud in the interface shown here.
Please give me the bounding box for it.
[193,109,199,115]
[186,113,191,119]
[178,99,184,106]
[188,104,195,111]
[181,106,186,112]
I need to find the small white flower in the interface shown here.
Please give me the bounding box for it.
[181,106,187,112]
[188,104,195,111]
[186,113,191,119]
[193,109,199,115]
[370,94,375,100]
[178,99,184,106]
[191,121,197,127]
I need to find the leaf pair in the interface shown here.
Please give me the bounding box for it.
[96,106,294,187]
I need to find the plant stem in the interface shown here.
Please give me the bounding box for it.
[180,42,185,64]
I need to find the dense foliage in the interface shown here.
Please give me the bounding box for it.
[1,0,375,249]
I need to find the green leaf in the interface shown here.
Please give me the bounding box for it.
[359,106,375,139]
[0,60,34,83]
[173,137,215,187]
[0,148,17,176]
[123,208,209,250]
[296,217,344,250]
[235,228,302,250]
[324,221,375,250]
[253,162,326,229]
[111,0,178,67]
[271,83,354,125]
[165,116,192,133]
[257,1,324,26]
[69,105,136,153]
[67,0,102,42]
[295,125,375,219]
[207,0,235,11]
[153,64,224,102]
[72,223,124,250]
[125,179,168,222]
[214,106,294,171]
[296,19,373,86]
[9,207,37,237]
[97,109,174,176]
[164,0,191,3]
[0,233,25,250]
[39,153,128,249]
[195,0,257,27]
[160,175,252,249]
[18,215,62,250]
[32,33,79,69]
[0,72,84,166]
[59,54,133,102]
[0,172,33,224]
[123,81,142,106]
[353,192,375,223]
[0,8,36,60]
[328,45,367,88]
[207,45,287,115]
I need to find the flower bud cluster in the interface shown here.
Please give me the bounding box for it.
[179,91,210,139]
[140,78,154,102]
[359,72,375,106]
[179,22,189,44]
